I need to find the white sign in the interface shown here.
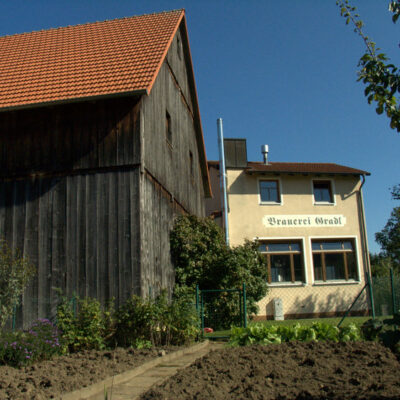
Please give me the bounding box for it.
[263,215,346,228]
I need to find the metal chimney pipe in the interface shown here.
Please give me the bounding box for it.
[261,144,269,164]
[217,118,230,246]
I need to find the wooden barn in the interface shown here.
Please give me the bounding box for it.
[0,10,211,328]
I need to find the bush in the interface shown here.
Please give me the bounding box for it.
[0,240,35,329]
[56,296,108,352]
[229,322,362,346]
[170,215,269,325]
[0,319,62,367]
[114,291,199,347]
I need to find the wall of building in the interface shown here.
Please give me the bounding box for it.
[226,169,369,319]
[140,27,206,296]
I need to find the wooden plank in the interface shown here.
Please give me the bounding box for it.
[50,177,66,318]
[85,174,97,298]
[38,178,52,319]
[22,177,39,327]
[96,172,109,304]
[108,172,119,303]
[76,174,87,297]
[66,175,78,297]
[130,170,141,295]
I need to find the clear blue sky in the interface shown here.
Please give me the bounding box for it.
[1,1,399,254]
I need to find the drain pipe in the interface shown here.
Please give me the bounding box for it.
[217,118,230,246]
[358,174,371,277]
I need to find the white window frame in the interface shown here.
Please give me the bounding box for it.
[308,235,362,285]
[258,177,283,206]
[311,178,336,206]
[256,236,307,287]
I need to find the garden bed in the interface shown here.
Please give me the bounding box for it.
[141,341,400,400]
[0,346,182,399]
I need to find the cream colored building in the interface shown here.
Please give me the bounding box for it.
[206,139,371,319]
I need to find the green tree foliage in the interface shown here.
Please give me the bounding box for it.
[170,215,269,317]
[0,240,35,329]
[337,0,400,132]
[375,207,400,267]
[370,252,395,277]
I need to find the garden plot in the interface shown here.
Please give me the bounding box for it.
[141,341,400,400]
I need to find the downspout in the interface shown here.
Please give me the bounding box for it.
[217,118,230,246]
[358,174,371,277]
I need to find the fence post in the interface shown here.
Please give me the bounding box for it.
[390,268,397,315]
[242,283,247,328]
[200,291,205,336]
[367,272,376,319]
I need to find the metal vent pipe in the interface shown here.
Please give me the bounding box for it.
[217,118,230,246]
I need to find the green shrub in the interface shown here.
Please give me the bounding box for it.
[114,291,199,348]
[229,322,362,346]
[0,319,62,367]
[57,296,108,352]
[170,215,269,327]
[0,239,35,329]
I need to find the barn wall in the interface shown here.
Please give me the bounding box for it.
[140,31,206,296]
[0,96,142,329]
[0,169,141,328]
[0,96,141,177]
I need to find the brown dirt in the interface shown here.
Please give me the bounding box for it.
[141,341,400,400]
[0,346,182,399]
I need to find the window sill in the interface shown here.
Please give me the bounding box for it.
[259,202,282,206]
[268,282,306,288]
[313,202,335,206]
[312,280,360,286]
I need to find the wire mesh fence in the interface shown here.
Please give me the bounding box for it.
[371,270,400,317]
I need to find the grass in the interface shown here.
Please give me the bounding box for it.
[203,315,383,339]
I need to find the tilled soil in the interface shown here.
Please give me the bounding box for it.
[0,346,181,400]
[141,341,400,400]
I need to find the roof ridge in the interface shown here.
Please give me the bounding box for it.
[0,9,184,40]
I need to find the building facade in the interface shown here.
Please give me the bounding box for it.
[0,10,211,328]
[207,139,370,319]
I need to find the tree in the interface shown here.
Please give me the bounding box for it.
[370,252,394,277]
[170,215,269,319]
[375,205,400,267]
[337,0,400,131]
[0,240,35,329]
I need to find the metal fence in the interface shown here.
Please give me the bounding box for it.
[371,269,399,317]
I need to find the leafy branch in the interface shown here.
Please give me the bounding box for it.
[337,0,400,132]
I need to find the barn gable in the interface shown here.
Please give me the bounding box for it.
[0,10,209,328]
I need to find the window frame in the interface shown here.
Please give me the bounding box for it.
[310,237,360,284]
[312,179,335,205]
[258,178,282,205]
[257,238,306,286]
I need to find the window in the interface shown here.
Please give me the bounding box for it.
[312,239,358,282]
[259,241,304,284]
[189,150,194,177]
[313,180,333,203]
[166,111,172,145]
[259,180,280,203]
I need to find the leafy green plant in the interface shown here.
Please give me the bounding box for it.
[228,322,362,347]
[0,239,36,329]
[0,319,62,367]
[114,291,199,348]
[57,296,108,352]
[170,215,269,326]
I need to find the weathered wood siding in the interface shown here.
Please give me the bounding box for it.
[0,97,142,328]
[0,170,141,328]
[140,26,206,295]
[0,96,141,177]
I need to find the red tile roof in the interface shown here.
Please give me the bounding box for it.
[0,10,184,110]
[208,161,370,176]
[247,162,370,175]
